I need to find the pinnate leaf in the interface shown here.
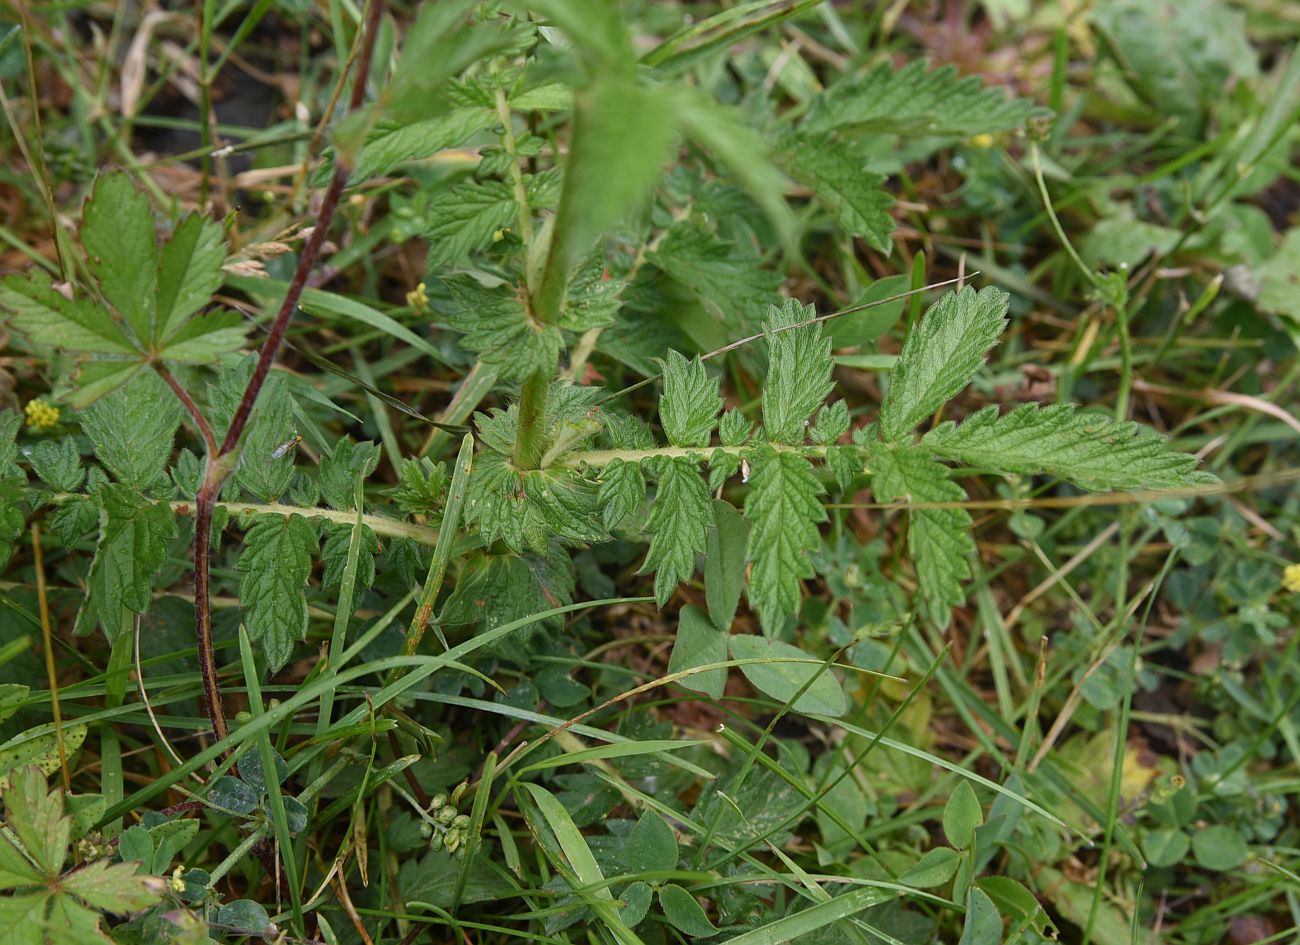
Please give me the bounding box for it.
[237,514,318,673]
[923,403,1214,491]
[804,59,1044,137]
[743,445,826,632]
[880,286,1008,442]
[75,485,177,640]
[868,443,973,627]
[658,350,721,448]
[641,456,711,606]
[780,130,894,253]
[79,371,182,490]
[763,300,835,445]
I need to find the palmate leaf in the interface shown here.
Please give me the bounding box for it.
[867,443,974,628]
[0,270,135,354]
[880,286,1009,442]
[923,403,1216,491]
[237,514,319,673]
[743,445,827,633]
[803,59,1044,137]
[641,455,712,606]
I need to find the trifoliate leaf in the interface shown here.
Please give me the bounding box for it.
[648,220,783,337]
[923,403,1215,491]
[79,371,181,491]
[319,437,381,511]
[641,456,712,606]
[237,513,318,673]
[465,452,606,555]
[0,270,136,354]
[779,130,894,253]
[442,276,563,381]
[425,179,519,270]
[810,400,850,446]
[25,438,84,492]
[763,300,835,446]
[868,443,973,627]
[879,286,1009,442]
[598,458,645,529]
[658,350,721,448]
[82,172,158,343]
[75,484,177,641]
[743,445,827,632]
[155,212,228,343]
[803,59,1044,137]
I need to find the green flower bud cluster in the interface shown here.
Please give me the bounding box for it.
[420,784,474,857]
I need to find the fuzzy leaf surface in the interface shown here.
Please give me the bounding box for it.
[156,212,228,342]
[658,350,722,448]
[923,404,1215,491]
[0,271,136,354]
[641,456,712,606]
[81,173,158,342]
[804,60,1044,137]
[763,300,835,445]
[879,287,1009,442]
[743,445,827,632]
[79,372,182,491]
[868,443,973,627]
[237,514,318,673]
[780,131,894,252]
[76,485,177,640]
[443,276,563,381]
[425,179,519,270]
[466,453,605,555]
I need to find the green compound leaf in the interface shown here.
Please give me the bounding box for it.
[155,211,228,343]
[803,59,1045,137]
[763,300,835,445]
[879,286,1009,443]
[236,513,319,673]
[442,276,563,382]
[81,172,158,344]
[465,452,606,555]
[425,179,520,271]
[868,443,973,627]
[657,350,722,448]
[0,269,137,354]
[743,445,827,633]
[75,484,177,641]
[779,130,894,253]
[79,371,182,491]
[597,457,646,529]
[923,403,1216,491]
[641,455,712,606]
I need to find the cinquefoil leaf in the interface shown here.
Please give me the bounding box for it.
[923,403,1215,491]
[82,172,158,343]
[880,286,1008,442]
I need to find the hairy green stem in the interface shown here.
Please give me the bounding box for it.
[558,442,835,469]
[514,370,551,470]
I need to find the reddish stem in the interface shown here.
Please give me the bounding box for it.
[189,0,385,748]
[155,363,217,455]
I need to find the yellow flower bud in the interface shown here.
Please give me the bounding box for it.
[1283,563,1300,594]
[24,399,60,432]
